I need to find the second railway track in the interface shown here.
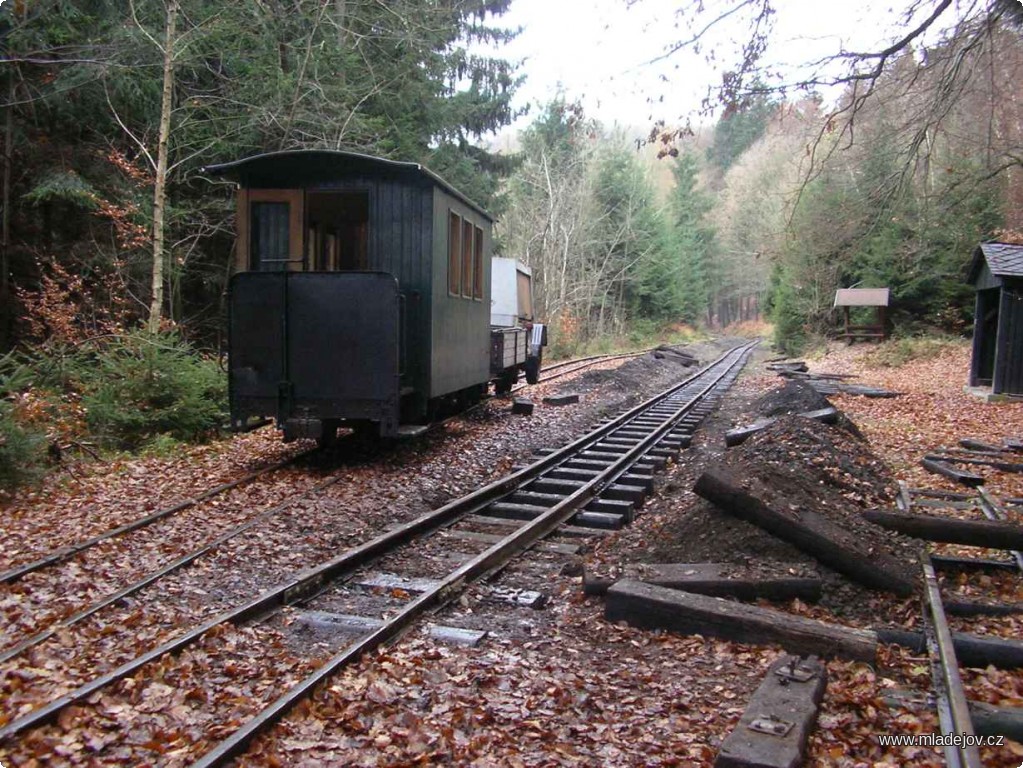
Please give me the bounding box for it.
[0,340,756,766]
[0,349,637,662]
[0,347,642,588]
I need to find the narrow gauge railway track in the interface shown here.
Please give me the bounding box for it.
[895,485,1020,767]
[406,348,652,438]
[0,444,346,660]
[0,447,318,586]
[921,554,984,768]
[0,348,637,589]
[0,467,350,665]
[976,486,1023,572]
[510,349,652,392]
[0,341,756,766]
[0,347,647,671]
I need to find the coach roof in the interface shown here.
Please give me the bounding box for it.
[203,149,493,222]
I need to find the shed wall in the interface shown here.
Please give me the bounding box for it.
[974,262,1003,291]
[993,284,1023,396]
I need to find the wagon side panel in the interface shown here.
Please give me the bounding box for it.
[429,188,491,398]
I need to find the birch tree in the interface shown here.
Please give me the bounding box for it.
[148,0,177,332]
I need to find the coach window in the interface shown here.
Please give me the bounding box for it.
[250,202,290,271]
[448,211,461,295]
[461,219,474,298]
[473,226,483,300]
[305,191,368,271]
[238,189,303,273]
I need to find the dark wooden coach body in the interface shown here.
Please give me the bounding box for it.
[204,150,494,440]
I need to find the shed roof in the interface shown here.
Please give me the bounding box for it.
[967,242,1023,284]
[202,150,493,221]
[834,288,890,308]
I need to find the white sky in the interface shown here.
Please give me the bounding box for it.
[490,0,942,133]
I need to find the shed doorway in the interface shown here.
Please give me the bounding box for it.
[306,191,369,271]
[973,287,1000,386]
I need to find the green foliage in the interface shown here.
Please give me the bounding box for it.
[835,142,1002,335]
[0,333,227,485]
[547,319,703,361]
[0,405,46,490]
[769,270,807,355]
[139,432,187,458]
[75,333,226,450]
[592,141,678,325]
[707,88,775,171]
[3,0,522,347]
[0,353,46,490]
[667,153,715,325]
[500,105,718,350]
[766,126,1003,354]
[23,171,99,210]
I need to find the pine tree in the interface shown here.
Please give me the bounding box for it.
[667,153,714,325]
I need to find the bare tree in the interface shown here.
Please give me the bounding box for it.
[148,0,178,333]
[638,0,1023,187]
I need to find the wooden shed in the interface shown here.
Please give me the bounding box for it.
[833,288,890,342]
[967,242,1023,397]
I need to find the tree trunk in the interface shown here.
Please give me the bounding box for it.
[335,0,346,46]
[1,72,13,350]
[148,0,177,334]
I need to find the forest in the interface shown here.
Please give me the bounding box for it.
[1,0,1021,486]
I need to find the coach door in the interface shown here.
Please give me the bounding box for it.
[235,189,305,272]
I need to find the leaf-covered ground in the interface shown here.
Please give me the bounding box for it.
[0,346,731,765]
[819,341,1023,503]
[795,342,1023,766]
[2,339,1022,766]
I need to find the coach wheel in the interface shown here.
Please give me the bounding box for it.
[317,419,341,450]
[495,368,518,395]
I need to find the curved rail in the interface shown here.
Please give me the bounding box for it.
[510,348,653,393]
[432,347,652,430]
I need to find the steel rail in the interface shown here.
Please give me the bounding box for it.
[191,341,756,767]
[0,342,754,745]
[922,555,983,768]
[0,347,650,660]
[534,348,651,375]
[975,486,1023,572]
[0,467,345,664]
[0,347,663,661]
[0,447,318,586]
[506,350,651,395]
[425,349,651,432]
[0,346,651,587]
